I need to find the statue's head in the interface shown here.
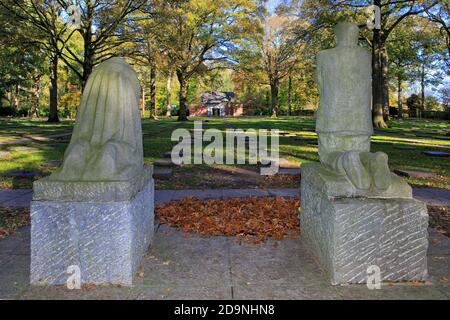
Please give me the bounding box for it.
[334,23,360,47]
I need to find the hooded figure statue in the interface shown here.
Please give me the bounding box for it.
[50,57,144,181]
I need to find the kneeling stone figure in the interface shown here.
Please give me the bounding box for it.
[301,23,428,285]
[315,22,390,191]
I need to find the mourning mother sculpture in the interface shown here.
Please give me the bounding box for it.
[31,58,154,286]
[50,57,144,181]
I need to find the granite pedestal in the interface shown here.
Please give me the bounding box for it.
[30,166,154,286]
[301,163,429,285]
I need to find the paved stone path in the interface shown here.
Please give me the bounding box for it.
[413,187,450,206]
[1,187,449,208]
[0,224,449,300]
[0,189,33,208]
[1,186,449,299]
[2,123,448,298]
[0,132,71,146]
[373,131,450,149]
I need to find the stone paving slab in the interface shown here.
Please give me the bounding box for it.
[153,168,173,179]
[413,187,450,206]
[423,151,450,157]
[20,286,136,300]
[154,159,178,167]
[3,169,43,178]
[267,189,299,197]
[394,146,416,151]
[393,168,438,179]
[0,189,32,208]
[137,225,232,288]
[0,226,31,256]
[277,168,301,175]
[428,228,450,256]
[1,186,449,207]
[332,284,448,300]
[0,132,72,146]
[133,285,232,300]
[155,189,225,204]
[0,249,30,299]
[0,254,13,267]
[0,223,448,300]
[2,194,33,208]
[220,189,271,199]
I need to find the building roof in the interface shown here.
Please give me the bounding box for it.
[201,91,235,105]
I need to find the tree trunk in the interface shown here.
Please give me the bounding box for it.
[270,78,279,118]
[420,64,425,114]
[287,75,292,116]
[141,86,146,116]
[48,56,59,123]
[6,89,12,107]
[166,70,173,116]
[31,76,41,118]
[149,58,157,119]
[177,70,189,121]
[13,83,20,110]
[397,76,403,119]
[381,45,390,120]
[372,27,388,128]
[81,20,94,90]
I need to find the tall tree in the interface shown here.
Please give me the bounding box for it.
[412,19,446,113]
[426,1,450,62]
[150,0,262,121]
[55,0,144,88]
[260,15,299,117]
[287,75,292,115]
[439,84,450,114]
[287,0,438,127]
[165,69,173,116]
[387,18,417,118]
[0,0,76,122]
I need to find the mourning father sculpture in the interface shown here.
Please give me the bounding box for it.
[301,23,429,285]
[31,58,154,286]
[315,23,391,191]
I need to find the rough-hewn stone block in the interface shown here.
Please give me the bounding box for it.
[32,166,153,202]
[301,163,428,285]
[30,178,154,286]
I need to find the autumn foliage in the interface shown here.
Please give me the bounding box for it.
[156,196,300,243]
[0,207,30,240]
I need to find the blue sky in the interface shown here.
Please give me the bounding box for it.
[267,0,281,14]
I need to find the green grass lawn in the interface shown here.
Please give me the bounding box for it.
[0,116,449,189]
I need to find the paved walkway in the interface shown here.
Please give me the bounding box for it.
[0,224,449,300]
[1,187,449,208]
[0,132,71,146]
[0,187,449,299]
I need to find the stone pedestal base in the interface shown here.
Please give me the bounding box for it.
[301,163,428,285]
[30,168,154,286]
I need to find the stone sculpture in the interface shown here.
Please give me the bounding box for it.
[50,57,144,182]
[315,22,391,191]
[301,23,429,285]
[31,58,154,286]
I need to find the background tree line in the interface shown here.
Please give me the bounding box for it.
[0,0,448,126]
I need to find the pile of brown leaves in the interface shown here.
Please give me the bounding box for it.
[0,207,30,240]
[428,205,450,237]
[156,196,300,243]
